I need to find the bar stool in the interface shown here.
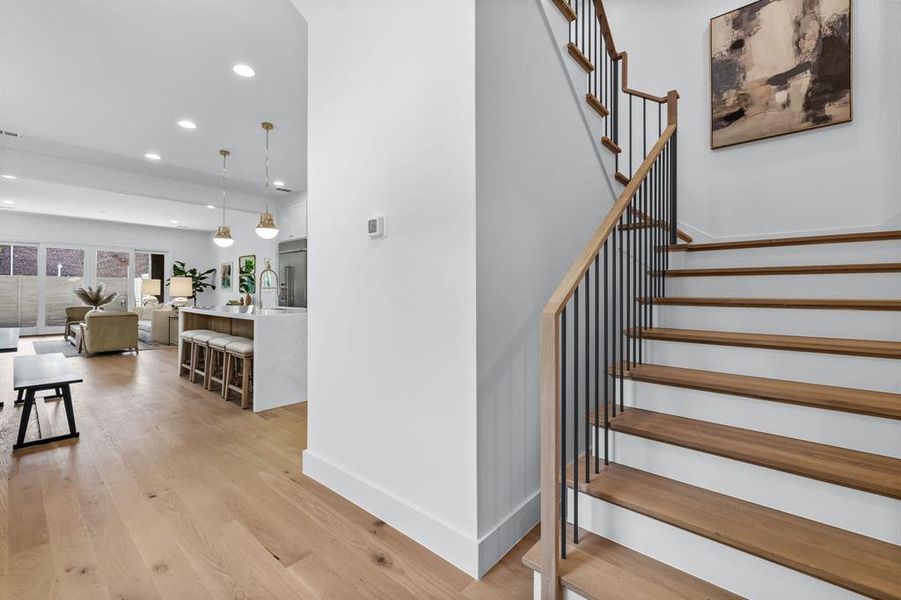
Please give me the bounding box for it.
[223,338,254,409]
[189,331,222,385]
[206,334,243,394]
[178,329,218,377]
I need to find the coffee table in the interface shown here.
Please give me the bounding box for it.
[12,353,82,450]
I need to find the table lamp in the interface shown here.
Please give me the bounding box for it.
[141,278,161,305]
[169,276,194,307]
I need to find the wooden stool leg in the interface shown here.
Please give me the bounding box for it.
[203,346,214,390]
[240,356,251,409]
[223,354,233,400]
[190,344,200,383]
[178,340,190,376]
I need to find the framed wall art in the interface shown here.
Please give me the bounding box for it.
[710,0,851,149]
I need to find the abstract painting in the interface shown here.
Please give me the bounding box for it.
[219,262,232,291]
[710,0,851,149]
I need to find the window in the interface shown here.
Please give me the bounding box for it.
[134,251,151,305]
[45,247,86,326]
[0,243,39,327]
[96,250,130,309]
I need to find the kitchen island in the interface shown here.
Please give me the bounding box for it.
[178,305,307,412]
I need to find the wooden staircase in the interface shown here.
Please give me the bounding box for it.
[525,1,901,598]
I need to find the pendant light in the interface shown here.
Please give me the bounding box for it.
[255,121,279,239]
[213,149,235,247]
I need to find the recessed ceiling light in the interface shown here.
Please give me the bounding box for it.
[1,174,17,179]
[206,204,216,209]
[170,219,179,224]
[1,199,14,205]
[273,180,285,187]
[145,152,161,160]
[233,63,256,78]
[178,120,197,130]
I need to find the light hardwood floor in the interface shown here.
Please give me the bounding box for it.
[0,337,536,600]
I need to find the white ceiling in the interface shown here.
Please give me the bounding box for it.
[0,0,307,230]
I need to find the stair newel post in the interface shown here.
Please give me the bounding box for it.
[667,90,679,246]
[539,310,563,600]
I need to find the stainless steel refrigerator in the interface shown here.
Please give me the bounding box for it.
[278,239,307,308]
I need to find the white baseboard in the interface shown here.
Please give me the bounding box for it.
[477,490,540,576]
[302,450,481,577]
[303,450,540,579]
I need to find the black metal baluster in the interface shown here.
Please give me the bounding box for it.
[618,219,624,411]
[594,253,600,473]
[584,270,590,484]
[560,306,567,559]
[642,98,647,162]
[629,95,633,177]
[573,286,579,544]
[603,243,609,465]
[612,225,618,418]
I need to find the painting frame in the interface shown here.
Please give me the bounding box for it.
[219,261,233,291]
[709,0,852,150]
[238,254,256,294]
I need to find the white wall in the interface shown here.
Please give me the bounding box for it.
[604,0,901,239]
[0,210,215,303]
[474,0,616,576]
[291,0,481,577]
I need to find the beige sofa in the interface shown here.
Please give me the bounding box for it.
[83,311,139,356]
[132,304,176,344]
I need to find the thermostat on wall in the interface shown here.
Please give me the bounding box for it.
[368,215,386,239]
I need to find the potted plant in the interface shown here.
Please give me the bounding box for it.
[167,261,216,306]
[74,283,119,312]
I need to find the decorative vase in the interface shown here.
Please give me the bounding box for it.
[244,292,253,306]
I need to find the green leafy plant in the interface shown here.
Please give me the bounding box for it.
[74,283,118,310]
[167,261,216,299]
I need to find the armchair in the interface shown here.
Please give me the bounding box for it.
[82,311,139,356]
[64,306,91,342]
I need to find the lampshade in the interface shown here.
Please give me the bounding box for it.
[169,276,194,298]
[255,210,279,239]
[141,278,161,295]
[213,225,234,247]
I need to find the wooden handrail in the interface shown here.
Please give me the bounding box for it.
[593,0,671,103]
[539,3,680,598]
[542,120,675,318]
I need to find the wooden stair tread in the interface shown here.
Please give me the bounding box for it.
[668,230,901,252]
[613,363,901,420]
[614,171,630,185]
[552,0,577,22]
[522,528,742,600]
[600,135,621,153]
[632,327,901,359]
[665,262,901,277]
[566,42,594,73]
[607,408,901,499]
[627,207,693,243]
[646,296,901,311]
[569,461,901,600]
[587,93,609,118]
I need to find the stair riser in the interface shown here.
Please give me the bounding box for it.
[581,429,901,544]
[615,379,901,456]
[654,305,901,341]
[669,240,901,270]
[566,490,866,599]
[643,339,900,393]
[531,572,590,600]
[666,273,901,298]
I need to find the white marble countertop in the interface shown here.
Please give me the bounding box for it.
[181,305,307,320]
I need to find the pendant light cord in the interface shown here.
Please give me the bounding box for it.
[221,151,228,226]
[264,127,271,212]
